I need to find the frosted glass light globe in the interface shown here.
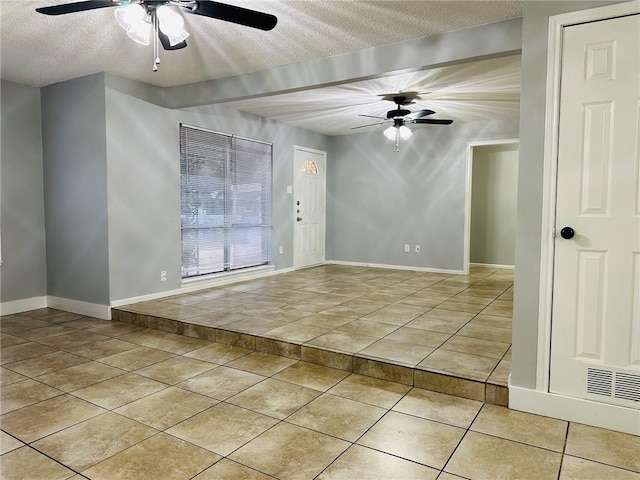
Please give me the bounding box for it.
[157,5,190,45]
[383,126,397,141]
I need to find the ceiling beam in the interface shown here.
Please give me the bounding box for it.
[162,17,522,109]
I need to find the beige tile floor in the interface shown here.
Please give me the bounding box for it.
[115,265,514,394]
[1,267,639,479]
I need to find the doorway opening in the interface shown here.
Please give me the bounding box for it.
[464,139,519,274]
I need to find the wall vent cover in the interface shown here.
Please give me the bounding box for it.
[585,366,640,408]
[586,368,613,396]
[615,373,640,402]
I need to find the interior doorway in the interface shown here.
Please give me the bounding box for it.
[464,139,519,273]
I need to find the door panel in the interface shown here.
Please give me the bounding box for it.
[574,250,607,361]
[550,14,640,406]
[632,253,640,366]
[636,101,640,217]
[579,102,612,215]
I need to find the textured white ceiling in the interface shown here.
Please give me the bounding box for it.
[0,1,523,135]
[1,1,522,88]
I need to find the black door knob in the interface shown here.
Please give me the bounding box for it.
[560,227,575,239]
[296,217,302,222]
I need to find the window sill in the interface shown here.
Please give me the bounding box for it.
[180,265,274,290]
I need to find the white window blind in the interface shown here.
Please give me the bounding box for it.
[180,124,272,278]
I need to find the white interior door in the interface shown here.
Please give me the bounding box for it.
[549,14,640,407]
[293,146,326,269]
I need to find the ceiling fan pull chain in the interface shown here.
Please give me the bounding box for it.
[152,9,160,72]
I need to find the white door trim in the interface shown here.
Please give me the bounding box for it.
[464,138,519,274]
[293,145,327,269]
[509,2,640,434]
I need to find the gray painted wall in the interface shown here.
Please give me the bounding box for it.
[105,88,181,302]
[470,143,518,266]
[511,0,620,388]
[41,73,110,305]
[105,81,330,302]
[327,119,519,271]
[0,80,46,302]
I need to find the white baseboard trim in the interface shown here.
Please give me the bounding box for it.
[272,267,296,276]
[470,262,515,270]
[0,296,47,316]
[47,296,111,320]
[110,266,292,308]
[326,260,464,275]
[509,385,640,436]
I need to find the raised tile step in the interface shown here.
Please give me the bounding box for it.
[112,308,509,406]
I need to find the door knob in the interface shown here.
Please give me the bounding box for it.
[560,227,575,239]
[296,217,302,222]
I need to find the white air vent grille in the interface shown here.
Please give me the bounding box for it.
[587,368,613,396]
[615,373,640,402]
[585,367,640,408]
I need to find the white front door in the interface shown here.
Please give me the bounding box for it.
[549,14,640,407]
[293,146,326,269]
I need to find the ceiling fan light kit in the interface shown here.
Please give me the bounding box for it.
[114,3,191,69]
[36,0,277,71]
[383,124,412,142]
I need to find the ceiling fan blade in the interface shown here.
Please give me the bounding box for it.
[36,1,119,15]
[158,31,188,51]
[406,109,435,119]
[358,114,386,120]
[186,1,277,31]
[413,118,454,125]
[351,121,388,130]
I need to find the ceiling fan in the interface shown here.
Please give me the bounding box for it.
[352,92,453,151]
[36,1,277,71]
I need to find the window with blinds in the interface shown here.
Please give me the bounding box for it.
[180,124,272,278]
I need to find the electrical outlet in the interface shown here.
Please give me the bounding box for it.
[279,245,284,255]
[415,245,421,253]
[404,244,410,253]
[160,271,167,282]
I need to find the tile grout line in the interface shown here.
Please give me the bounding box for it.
[439,400,487,478]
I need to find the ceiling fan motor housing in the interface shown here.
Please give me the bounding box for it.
[387,108,410,119]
